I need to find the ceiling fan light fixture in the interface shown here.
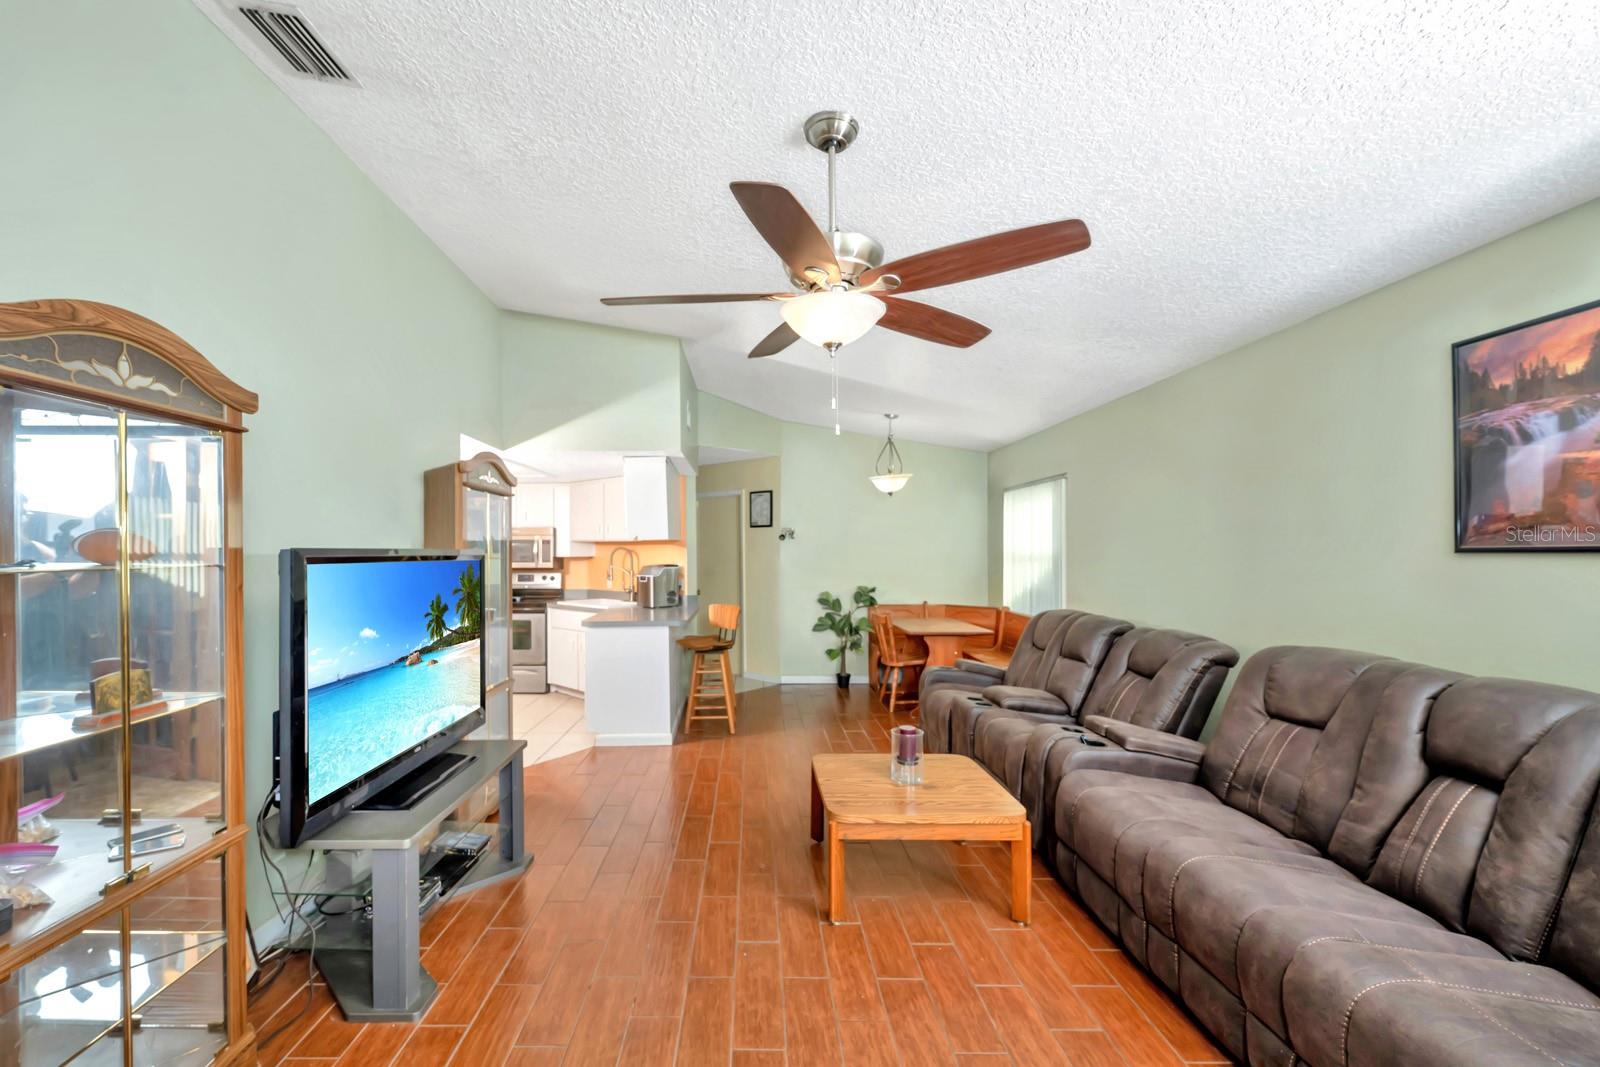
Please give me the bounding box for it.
[870,414,912,496]
[780,289,885,349]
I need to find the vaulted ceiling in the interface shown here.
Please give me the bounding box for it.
[198,0,1600,450]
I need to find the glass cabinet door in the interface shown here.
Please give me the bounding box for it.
[0,854,228,1065]
[125,415,227,874]
[482,491,509,690]
[2,386,133,950]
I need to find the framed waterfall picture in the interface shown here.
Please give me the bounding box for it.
[1454,298,1600,551]
[749,490,773,528]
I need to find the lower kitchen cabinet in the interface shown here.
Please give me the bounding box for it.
[547,608,587,692]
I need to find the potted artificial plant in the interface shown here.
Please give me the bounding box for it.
[814,586,878,689]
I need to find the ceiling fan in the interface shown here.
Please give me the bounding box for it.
[600,111,1091,361]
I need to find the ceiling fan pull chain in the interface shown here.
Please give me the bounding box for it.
[829,345,841,435]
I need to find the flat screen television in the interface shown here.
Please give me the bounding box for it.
[277,548,486,846]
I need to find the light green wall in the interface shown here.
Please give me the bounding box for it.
[989,196,1600,705]
[499,311,687,453]
[779,422,989,676]
[698,391,784,455]
[0,3,503,928]
[695,457,782,679]
[698,394,990,678]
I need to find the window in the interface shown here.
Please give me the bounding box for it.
[1002,476,1066,615]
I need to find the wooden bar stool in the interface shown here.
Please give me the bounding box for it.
[679,603,741,734]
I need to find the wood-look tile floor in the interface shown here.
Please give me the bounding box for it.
[250,684,1230,1066]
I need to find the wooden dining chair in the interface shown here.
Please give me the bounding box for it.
[874,614,927,717]
[678,603,741,733]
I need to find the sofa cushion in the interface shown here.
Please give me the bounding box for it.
[1033,612,1130,711]
[1282,942,1600,1067]
[1145,842,1439,995]
[1080,627,1239,738]
[1057,774,1313,925]
[1198,647,1460,875]
[1367,775,1500,932]
[1235,909,1503,1040]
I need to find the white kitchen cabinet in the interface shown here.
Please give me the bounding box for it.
[570,479,607,542]
[553,483,594,558]
[547,607,587,692]
[512,482,556,528]
[602,476,627,541]
[622,456,681,541]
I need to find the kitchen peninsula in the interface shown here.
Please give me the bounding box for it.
[552,596,701,745]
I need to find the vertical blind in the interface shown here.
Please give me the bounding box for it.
[1002,477,1066,616]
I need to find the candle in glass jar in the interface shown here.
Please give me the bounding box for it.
[895,726,919,764]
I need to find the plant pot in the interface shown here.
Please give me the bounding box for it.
[836,673,851,690]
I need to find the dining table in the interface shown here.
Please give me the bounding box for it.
[892,616,994,669]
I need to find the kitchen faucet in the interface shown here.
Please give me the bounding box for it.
[606,547,640,601]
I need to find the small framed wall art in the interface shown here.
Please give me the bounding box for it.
[749,489,774,528]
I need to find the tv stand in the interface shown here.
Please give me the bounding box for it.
[296,739,529,1022]
[359,751,474,811]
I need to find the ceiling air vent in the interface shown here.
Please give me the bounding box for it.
[236,4,353,83]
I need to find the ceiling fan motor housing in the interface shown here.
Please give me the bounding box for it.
[790,230,883,289]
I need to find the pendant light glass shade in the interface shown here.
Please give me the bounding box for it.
[869,473,912,495]
[871,414,912,496]
[781,289,885,348]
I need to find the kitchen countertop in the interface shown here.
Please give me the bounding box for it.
[554,596,701,629]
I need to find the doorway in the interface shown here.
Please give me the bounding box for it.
[696,492,743,676]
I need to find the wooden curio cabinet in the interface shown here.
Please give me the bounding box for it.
[0,300,257,1065]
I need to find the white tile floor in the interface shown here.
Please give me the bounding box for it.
[510,690,595,765]
[511,675,772,763]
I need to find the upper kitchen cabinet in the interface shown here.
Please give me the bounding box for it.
[553,484,593,558]
[512,482,555,529]
[622,457,681,541]
[602,476,627,541]
[569,479,607,542]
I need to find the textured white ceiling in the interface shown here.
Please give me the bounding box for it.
[199,0,1600,451]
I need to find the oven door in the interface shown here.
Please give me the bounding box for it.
[511,611,545,666]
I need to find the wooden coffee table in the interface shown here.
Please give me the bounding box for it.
[809,753,1030,924]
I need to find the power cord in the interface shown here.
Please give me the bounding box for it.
[249,787,320,1052]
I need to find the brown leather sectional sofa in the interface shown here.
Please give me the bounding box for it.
[963,637,1600,1066]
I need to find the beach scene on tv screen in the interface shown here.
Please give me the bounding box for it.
[305,558,483,802]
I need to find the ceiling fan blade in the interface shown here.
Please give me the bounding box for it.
[730,182,840,285]
[748,321,799,358]
[862,219,1090,294]
[601,293,788,306]
[874,296,991,348]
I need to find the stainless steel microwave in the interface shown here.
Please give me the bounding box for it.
[510,528,555,569]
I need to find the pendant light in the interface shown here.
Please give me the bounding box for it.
[870,414,912,495]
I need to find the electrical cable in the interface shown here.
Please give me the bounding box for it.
[248,786,321,1051]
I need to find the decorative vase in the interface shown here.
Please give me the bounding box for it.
[890,725,924,785]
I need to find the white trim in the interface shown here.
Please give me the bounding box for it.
[741,672,781,684]
[782,674,868,685]
[594,732,675,746]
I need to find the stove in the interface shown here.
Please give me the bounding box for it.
[511,570,562,693]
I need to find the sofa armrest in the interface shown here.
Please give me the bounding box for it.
[983,685,1070,716]
[920,666,1001,694]
[1091,719,1205,765]
[953,658,1006,680]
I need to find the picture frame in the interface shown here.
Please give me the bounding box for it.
[1453,297,1600,552]
[749,489,773,528]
